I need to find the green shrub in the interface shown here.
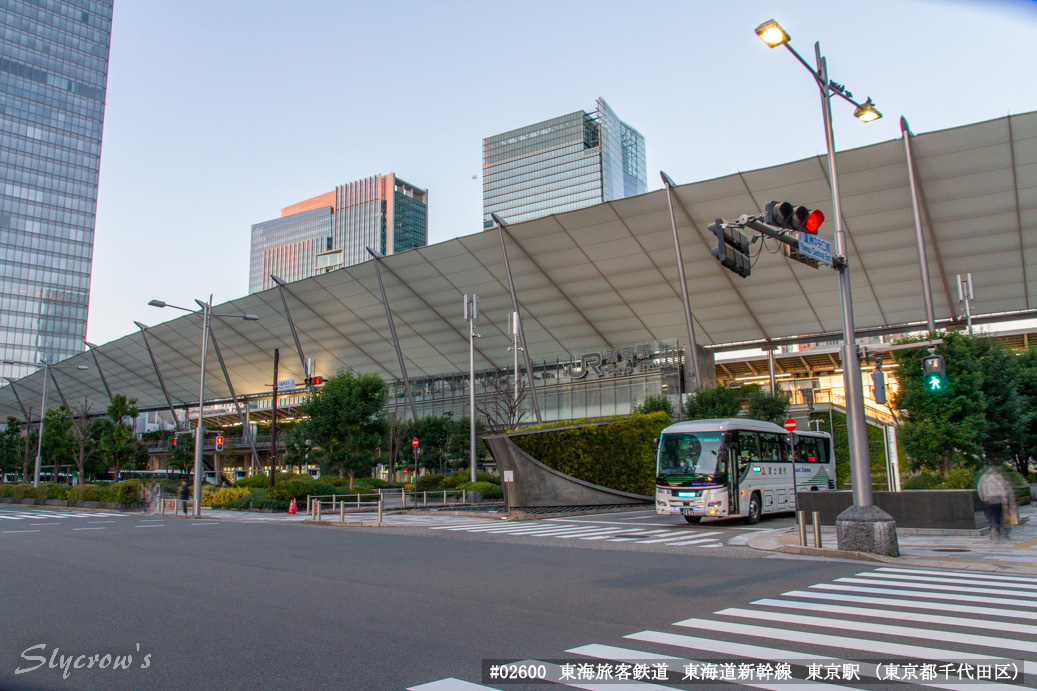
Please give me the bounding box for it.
[275,472,312,483]
[441,470,500,488]
[0,483,35,499]
[37,482,70,500]
[457,481,503,499]
[415,474,444,491]
[354,477,395,489]
[266,480,342,502]
[901,471,944,490]
[247,495,290,511]
[941,467,976,490]
[511,412,671,496]
[69,484,104,502]
[319,476,350,486]
[103,480,143,505]
[235,474,269,489]
[211,487,252,506]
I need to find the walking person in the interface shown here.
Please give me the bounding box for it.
[178,480,190,516]
[977,464,1013,541]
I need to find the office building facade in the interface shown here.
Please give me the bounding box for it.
[0,0,114,380]
[249,174,427,294]
[482,98,646,228]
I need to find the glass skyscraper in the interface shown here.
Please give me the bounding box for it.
[483,98,646,228]
[0,0,113,381]
[249,174,427,294]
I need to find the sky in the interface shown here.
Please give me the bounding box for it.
[85,0,1037,345]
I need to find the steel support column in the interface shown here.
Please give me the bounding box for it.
[133,322,182,429]
[366,247,419,421]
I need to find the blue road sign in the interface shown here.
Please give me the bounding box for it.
[797,232,833,266]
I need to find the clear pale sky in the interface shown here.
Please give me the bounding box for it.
[85,0,1037,345]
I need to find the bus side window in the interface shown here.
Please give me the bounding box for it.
[736,431,759,475]
[758,432,786,462]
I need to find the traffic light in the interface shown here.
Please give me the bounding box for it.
[764,201,825,234]
[172,436,177,449]
[871,370,887,405]
[215,435,224,451]
[921,354,947,393]
[708,220,752,278]
[305,376,325,386]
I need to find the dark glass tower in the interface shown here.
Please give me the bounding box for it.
[0,0,114,380]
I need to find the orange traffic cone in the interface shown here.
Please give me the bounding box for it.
[288,498,297,515]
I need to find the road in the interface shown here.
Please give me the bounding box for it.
[0,506,1032,690]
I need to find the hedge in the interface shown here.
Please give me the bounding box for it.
[510,412,671,496]
[0,480,145,505]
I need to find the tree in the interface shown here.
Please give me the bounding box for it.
[41,406,76,481]
[475,368,529,435]
[167,431,194,476]
[683,385,744,420]
[95,394,141,481]
[69,398,95,483]
[1017,347,1037,478]
[303,370,387,489]
[744,387,790,425]
[18,407,37,483]
[282,422,313,474]
[0,417,22,478]
[407,413,469,474]
[382,411,410,476]
[633,394,674,419]
[893,333,988,474]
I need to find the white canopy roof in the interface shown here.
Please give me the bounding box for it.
[2,111,1034,421]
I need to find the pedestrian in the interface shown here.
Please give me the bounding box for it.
[178,480,190,516]
[977,464,1014,541]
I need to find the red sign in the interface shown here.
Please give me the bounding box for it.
[783,418,797,432]
[412,438,419,448]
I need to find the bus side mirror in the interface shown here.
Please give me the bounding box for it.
[652,437,659,451]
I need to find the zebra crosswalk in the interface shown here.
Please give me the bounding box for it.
[407,565,1037,690]
[427,520,726,548]
[0,509,127,521]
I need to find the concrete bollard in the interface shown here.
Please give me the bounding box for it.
[443,489,447,506]
[339,500,345,523]
[315,501,321,522]
[402,491,406,509]
[812,511,823,548]
[423,491,427,507]
[377,496,383,525]
[797,510,807,546]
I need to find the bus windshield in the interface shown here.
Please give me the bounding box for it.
[657,432,724,477]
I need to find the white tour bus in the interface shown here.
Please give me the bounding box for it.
[655,418,835,524]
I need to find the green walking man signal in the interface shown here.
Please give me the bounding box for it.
[921,353,947,392]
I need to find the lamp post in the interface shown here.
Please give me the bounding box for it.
[149,298,258,517]
[755,19,898,556]
[3,359,88,487]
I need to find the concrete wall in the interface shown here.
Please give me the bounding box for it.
[796,490,982,529]
[484,434,652,508]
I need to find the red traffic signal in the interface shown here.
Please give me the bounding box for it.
[765,201,825,234]
[305,376,325,386]
[172,437,177,448]
[215,435,224,452]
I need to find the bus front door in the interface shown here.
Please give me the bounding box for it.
[722,433,740,516]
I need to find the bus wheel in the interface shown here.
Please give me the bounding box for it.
[745,493,761,525]
[684,516,702,524]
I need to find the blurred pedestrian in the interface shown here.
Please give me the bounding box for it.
[178,480,190,515]
[977,464,1014,540]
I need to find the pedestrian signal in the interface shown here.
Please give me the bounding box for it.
[215,435,224,451]
[921,354,947,393]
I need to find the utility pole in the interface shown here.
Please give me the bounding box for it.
[270,348,279,488]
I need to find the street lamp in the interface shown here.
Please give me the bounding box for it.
[3,359,88,487]
[755,19,898,556]
[149,298,258,516]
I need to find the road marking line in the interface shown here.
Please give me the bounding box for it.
[429,522,499,530]
[835,576,1037,600]
[717,607,1037,654]
[667,538,722,546]
[30,523,60,526]
[551,528,630,539]
[190,522,219,526]
[673,617,1037,675]
[135,525,165,528]
[87,520,115,524]
[407,677,501,690]
[811,582,1037,609]
[636,531,721,544]
[857,570,1037,591]
[783,589,1037,621]
[567,644,854,691]
[73,527,106,531]
[544,518,677,526]
[875,566,1037,584]
[621,632,1019,691]
[3,529,39,533]
[751,597,1037,636]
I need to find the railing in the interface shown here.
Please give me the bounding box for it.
[305,488,470,516]
[810,389,896,426]
[310,495,384,525]
[159,497,196,514]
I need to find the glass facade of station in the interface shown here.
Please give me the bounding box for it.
[249,174,427,294]
[482,98,646,229]
[0,0,113,379]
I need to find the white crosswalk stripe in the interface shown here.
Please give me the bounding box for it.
[410,566,1037,690]
[425,520,725,547]
[0,510,126,521]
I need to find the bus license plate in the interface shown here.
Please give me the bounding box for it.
[681,508,697,516]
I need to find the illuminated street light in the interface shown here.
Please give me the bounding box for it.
[754,19,790,48]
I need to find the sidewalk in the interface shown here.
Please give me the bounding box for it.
[748,502,1037,575]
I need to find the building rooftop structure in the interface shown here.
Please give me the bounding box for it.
[1,110,1033,422]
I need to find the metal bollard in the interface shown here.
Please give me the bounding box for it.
[402,491,406,509]
[339,500,345,523]
[812,511,822,548]
[797,510,807,546]
[377,496,383,525]
[462,489,466,504]
[306,496,312,515]
[443,489,447,506]
[423,490,427,507]
[315,501,321,522]
[356,494,360,510]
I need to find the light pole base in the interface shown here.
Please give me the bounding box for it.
[835,504,900,557]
